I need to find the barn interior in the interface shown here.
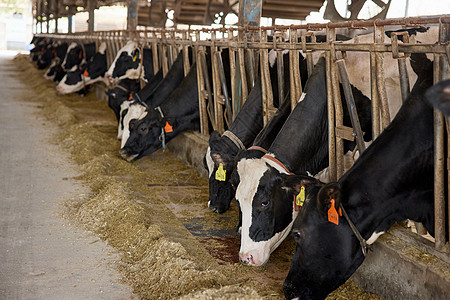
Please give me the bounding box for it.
[10,0,450,299]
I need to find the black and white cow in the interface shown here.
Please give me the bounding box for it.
[107,78,141,122]
[43,41,68,81]
[36,41,55,70]
[233,57,372,267]
[106,41,155,84]
[56,42,108,94]
[117,50,191,146]
[205,49,308,214]
[29,36,46,62]
[61,42,96,72]
[282,53,434,300]
[119,59,202,161]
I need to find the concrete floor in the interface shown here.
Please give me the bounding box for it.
[0,52,136,299]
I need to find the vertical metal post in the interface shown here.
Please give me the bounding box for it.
[260,29,274,125]
[67,15,72,33]
[151,32,159,75]
[289,27,302,111]
[326,41,337,182]
[238,31,248,104]
[211,31,224,133]
[182,31,190,76]
[196,31,209,135]
[87,0,96,32]
[374,25,391,129]
[127,0,138,31]
[228,29,238,119]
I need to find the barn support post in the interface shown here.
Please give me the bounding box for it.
[289,27,302,111]
[127,0,138,31]
[68,15,72,33]
[260,29,275,125]
[238,0,262,27]
[87,0,97,32]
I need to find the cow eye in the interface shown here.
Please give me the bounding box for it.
[140,126,147,132]
[292,230,301,239]
[261,200,270,207]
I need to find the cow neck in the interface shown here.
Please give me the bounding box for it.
[247,146,267,153]
[222,131,245,152]
[338,77,434,245]
[262,154,293,175]
[268,57,329,175]
[252,95,292,151]
[227,78,264,147]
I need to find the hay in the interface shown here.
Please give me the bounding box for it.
[13,54,380,300]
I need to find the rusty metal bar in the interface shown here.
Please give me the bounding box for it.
[228,29,239,120]
[182,31,191,76]
[216,51,232,126]
[260,29,275,125]
[238,32,248,104]
[326,49,337,183]
[370,51,381,139]
[289,27,302,111]
[374,25,391,130]
[211,32,224,133]
[195,31,209,135]
[337,58,366,153]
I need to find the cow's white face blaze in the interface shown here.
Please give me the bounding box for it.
[106,41,139,84]
[235,154,299,267]
[120,103,147,148]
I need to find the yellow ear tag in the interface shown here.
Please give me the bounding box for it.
[133,53,138,62]
[328,199,341,225]
[215,163,226,181]
[296,186,306,208]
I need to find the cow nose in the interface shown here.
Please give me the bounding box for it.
[239,253,254,265]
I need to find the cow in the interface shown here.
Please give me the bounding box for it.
[233,56,372,267]
[61,42,96,72]
[43,41,69,81]
[107,78,141,122]
[205,49,308,214]
[119,59,202,161]
[283,53,434,300]
[36,41,56,70]
[56,42,108,94]
[106,41,155,84]
[117,50,191,145]
[29,36,46,62]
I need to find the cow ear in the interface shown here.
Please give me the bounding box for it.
[317,183,341,217]
[281,174,317,195]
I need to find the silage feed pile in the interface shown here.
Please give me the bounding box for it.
[13,54,379,300]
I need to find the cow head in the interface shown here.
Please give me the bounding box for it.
[119,108,170,161]
[107,79,140,122]
[205,131,238,213]
[283,182,365,300]
[118,101,147,146]
[56,43,107,94]
[235,154,317,266]
[106,41,140,84]
[62,42,82,72]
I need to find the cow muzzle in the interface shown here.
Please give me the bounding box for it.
[239,251,266,267]
[119,148,138,162]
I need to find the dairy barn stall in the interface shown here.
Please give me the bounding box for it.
[1,0,450,299]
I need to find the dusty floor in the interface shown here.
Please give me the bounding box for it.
[4,53,380,300]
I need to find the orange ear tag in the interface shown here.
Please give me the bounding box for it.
[328,199,340,225]
[83,70,89,77]
[129,93,133,100]
[164,121,173,133]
